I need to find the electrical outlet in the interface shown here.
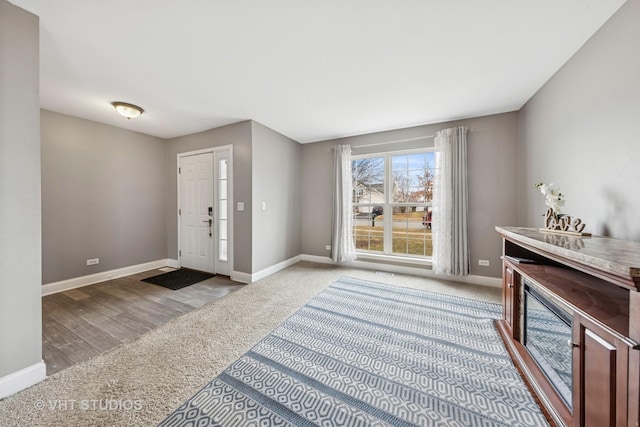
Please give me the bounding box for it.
[478,259,490,266]
[325,245,331,251]
[87,258,99,266]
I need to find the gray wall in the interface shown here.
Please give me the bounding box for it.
[517,0,640,241]
[167,121,253,274]
[41,110,168,283]
[19,0,635,312]
[301,112,519,278]
[0,0,42,377]
[251,121,302,273]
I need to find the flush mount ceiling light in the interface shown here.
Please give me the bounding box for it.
[111,101,144,120]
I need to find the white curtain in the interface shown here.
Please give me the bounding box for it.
[432,126,469,275]
[331,144,356,263]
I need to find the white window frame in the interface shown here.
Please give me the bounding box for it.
[352,148,434,262]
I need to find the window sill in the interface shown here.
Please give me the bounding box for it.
[355,252,432,267]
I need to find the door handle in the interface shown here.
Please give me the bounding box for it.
[203,219,212,236]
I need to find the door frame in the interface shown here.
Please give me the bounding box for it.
[176,145,234,275]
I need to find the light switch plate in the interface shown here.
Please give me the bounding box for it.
[237,202,244,211]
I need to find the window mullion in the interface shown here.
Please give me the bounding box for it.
[383,154,392,254]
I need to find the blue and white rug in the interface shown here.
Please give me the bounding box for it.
[159,277,548,426]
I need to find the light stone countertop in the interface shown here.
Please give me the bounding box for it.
[495,226,640,282]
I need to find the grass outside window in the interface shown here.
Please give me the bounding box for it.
[354,211,433,257]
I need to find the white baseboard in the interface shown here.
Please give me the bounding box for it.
[232,255,303,284]
[231,271,252,284]
[251,255,302,283]
[42,259,178,296]
[300,254,335,265]
[166,258,179,269]
[300,254,502,288]
[0,360,46,399]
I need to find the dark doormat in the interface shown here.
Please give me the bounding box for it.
[142,268,215,290]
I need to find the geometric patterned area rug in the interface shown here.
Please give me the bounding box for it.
[158,277,549,426]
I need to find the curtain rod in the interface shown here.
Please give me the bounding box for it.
[351,135,434,149]
[330,127,473,150]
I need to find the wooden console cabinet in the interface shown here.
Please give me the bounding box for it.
[495,227,640,427]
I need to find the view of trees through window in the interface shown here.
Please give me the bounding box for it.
[352,150,435,258]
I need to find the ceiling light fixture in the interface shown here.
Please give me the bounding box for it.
[111,101,144,119]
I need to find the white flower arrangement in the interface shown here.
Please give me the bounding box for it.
[535,182,565,214]
[534,182,589,235]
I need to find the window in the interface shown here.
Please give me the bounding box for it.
[352,149,435,259]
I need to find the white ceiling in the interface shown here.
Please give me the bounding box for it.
[9,0,626,143]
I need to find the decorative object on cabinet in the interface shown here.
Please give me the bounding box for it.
[534,183,590,236]
[540,208,591,236]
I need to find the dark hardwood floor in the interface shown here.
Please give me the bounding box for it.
[42,269,243,375]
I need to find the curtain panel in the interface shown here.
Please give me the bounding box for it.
[331,144,356,263]
[432,126,469,275]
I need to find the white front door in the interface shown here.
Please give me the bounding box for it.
[179,152,214,273]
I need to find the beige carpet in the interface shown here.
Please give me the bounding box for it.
[0,262,500,426]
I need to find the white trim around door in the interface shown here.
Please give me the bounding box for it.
[177,146,234,276]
